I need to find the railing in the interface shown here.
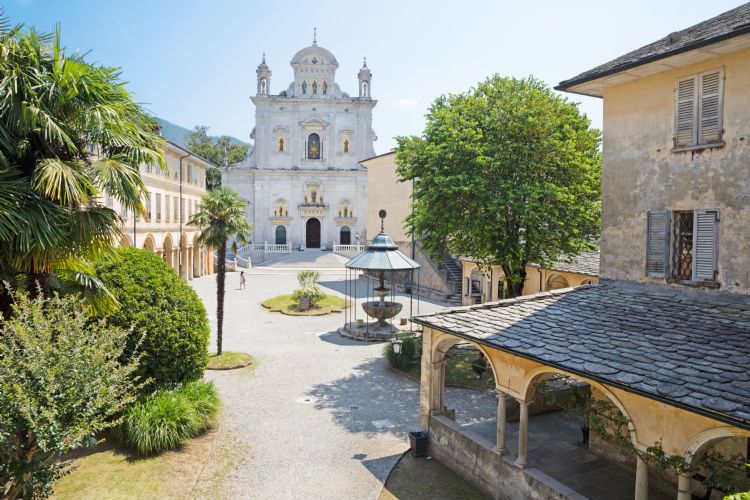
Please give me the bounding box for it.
[333,244,364,255]
[237,242,292,256]
[265,243,291,253]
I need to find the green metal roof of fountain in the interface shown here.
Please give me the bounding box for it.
[345,210,421,271]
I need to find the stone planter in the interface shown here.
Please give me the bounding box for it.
[298,296,311,311]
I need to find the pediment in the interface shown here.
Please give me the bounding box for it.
[299,117,329,129]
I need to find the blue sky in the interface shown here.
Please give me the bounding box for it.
[4,0,744,152]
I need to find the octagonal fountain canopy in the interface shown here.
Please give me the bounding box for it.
[339,210,420,341]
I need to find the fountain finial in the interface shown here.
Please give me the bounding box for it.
[378,209,386,232]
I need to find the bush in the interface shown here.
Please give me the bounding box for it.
[94,247,210,391]
[118,380,220,455]
[0,288,140,499]
[384,335,420,370]
[292,269,325,307]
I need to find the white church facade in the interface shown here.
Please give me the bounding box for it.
[223,34,376,249]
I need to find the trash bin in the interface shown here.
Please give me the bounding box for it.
[409,430,428,457]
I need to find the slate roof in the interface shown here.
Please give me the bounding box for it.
[530,250,600,277]
[412,282,750,430]
[557,3,750,91]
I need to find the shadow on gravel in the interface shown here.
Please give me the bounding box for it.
[360,453,404,483]
[318,330,385,347]
[306,358,420,437]
[318,279,450,308]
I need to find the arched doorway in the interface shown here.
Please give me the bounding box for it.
[547,274,569,291]
[340,226,351,245]
[275,225,287,245]
[306,218,321,248]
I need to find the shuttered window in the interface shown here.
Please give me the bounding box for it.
[646,210,670,277]
[692,209,718,281]
[674,68,724,149]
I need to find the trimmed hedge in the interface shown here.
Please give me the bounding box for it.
[118,380,220,455]
[94,247,209,390]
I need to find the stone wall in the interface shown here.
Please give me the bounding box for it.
[427,416,583,500]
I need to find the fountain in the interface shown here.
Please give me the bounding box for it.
[338,210,420,341]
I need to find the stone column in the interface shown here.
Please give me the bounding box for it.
[635,455,648,500]
[677,473,691,500]
[494,389,507,454]
[516,398,531,467]
[188,248,194,280]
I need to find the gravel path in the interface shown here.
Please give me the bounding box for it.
[191,268,495,499]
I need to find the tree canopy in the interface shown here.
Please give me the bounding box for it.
[396,75,601,296]
[0,17,164,311]
[187,126,249,189]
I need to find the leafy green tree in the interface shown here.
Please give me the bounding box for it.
[94,248,210,391]
[0,288,140,499]
[0,17,165,313]
[396,75,601,296]
[187,126,249,189]
[189,188,252,355]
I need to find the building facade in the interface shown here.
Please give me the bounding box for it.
[223,35,375,250]
[415,5,750,500]
[113,140,214,280]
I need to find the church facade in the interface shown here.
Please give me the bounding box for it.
[223,35,376,249]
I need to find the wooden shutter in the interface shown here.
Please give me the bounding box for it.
[698,69,723,145]
[646,210,670,277]
[675,76,698,147]
[692,209,718,281]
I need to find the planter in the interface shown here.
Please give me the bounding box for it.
[298,296,311,310]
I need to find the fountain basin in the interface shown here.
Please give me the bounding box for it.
[362,300,402,328]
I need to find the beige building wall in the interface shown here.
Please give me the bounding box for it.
[460,260,598,306]
[363,151,411,243]
[113,141,214,280]
[600,45,750,294]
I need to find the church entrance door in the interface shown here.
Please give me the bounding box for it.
[306,218,321,248]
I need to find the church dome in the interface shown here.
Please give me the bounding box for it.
[290,44,339,68]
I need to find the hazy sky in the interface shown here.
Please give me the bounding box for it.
[4,0,744,152]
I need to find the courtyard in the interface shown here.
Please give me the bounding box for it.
[189,263,495,498]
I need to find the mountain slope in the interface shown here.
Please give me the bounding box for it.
[154,117,251,150]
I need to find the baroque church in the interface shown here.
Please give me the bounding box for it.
[223,33,376,249]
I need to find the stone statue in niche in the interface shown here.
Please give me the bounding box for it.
[311,190,317,204]
[301,81,307,94]
[312,81,318,95]
[322,81,328,95]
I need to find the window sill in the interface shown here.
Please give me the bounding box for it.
[665,278,720,289]
[671,141,725,153]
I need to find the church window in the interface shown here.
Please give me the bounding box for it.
[322,81,328,95]
[307,133,321,159]
[278,137,285,152]
[362,81,369,97]
[260,78,267,94]
[343,137,349,153]
[312,80,318,95]
[301,80,307,95]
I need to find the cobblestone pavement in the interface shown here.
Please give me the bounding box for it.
[191,270,496,499]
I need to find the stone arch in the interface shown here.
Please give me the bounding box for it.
[547,273,569,290]
[339,226,351,245]
[192,233,201,278]
[143,234,156,252]
[520,365,639,448]
[120,234,132,247]
[682,426,750,466]
[163,233,174,268]
[468,265,489,303]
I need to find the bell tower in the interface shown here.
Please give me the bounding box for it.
[256,53,271,96]
[358,57,371,98]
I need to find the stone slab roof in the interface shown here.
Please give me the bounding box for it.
[412,283,750,430]
[557,3,750,91]
[530,250,600,277]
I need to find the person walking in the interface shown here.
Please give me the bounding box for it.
[239,271,246,290]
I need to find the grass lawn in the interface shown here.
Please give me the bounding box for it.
[397,348,495,391]
[52,426,219,499]
[261,293,348,316]
[379,452,487,500]
[207,351,253,370]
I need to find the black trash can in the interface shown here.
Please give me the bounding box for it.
[409,430,428,457]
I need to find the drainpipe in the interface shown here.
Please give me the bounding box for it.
[538,267,544,292]
[178,152,192,278]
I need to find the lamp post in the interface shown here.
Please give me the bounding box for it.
[391,337,403,354]
[355,232,360,248]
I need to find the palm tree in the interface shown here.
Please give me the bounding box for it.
[189,187,252,355]
[0,16,165,312]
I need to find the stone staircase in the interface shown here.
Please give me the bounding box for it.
[438,255,463,305]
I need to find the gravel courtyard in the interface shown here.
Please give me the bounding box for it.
[190,266,496,499]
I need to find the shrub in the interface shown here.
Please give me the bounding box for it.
[118,380,220,455]
[292,269,325,307]
[94,247,210,391]
[384,335,420,370]
[0,288,140,499]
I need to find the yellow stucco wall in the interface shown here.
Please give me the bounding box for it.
[363,152,411,244]
[459,260,598,306]
[600,47,750,294]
